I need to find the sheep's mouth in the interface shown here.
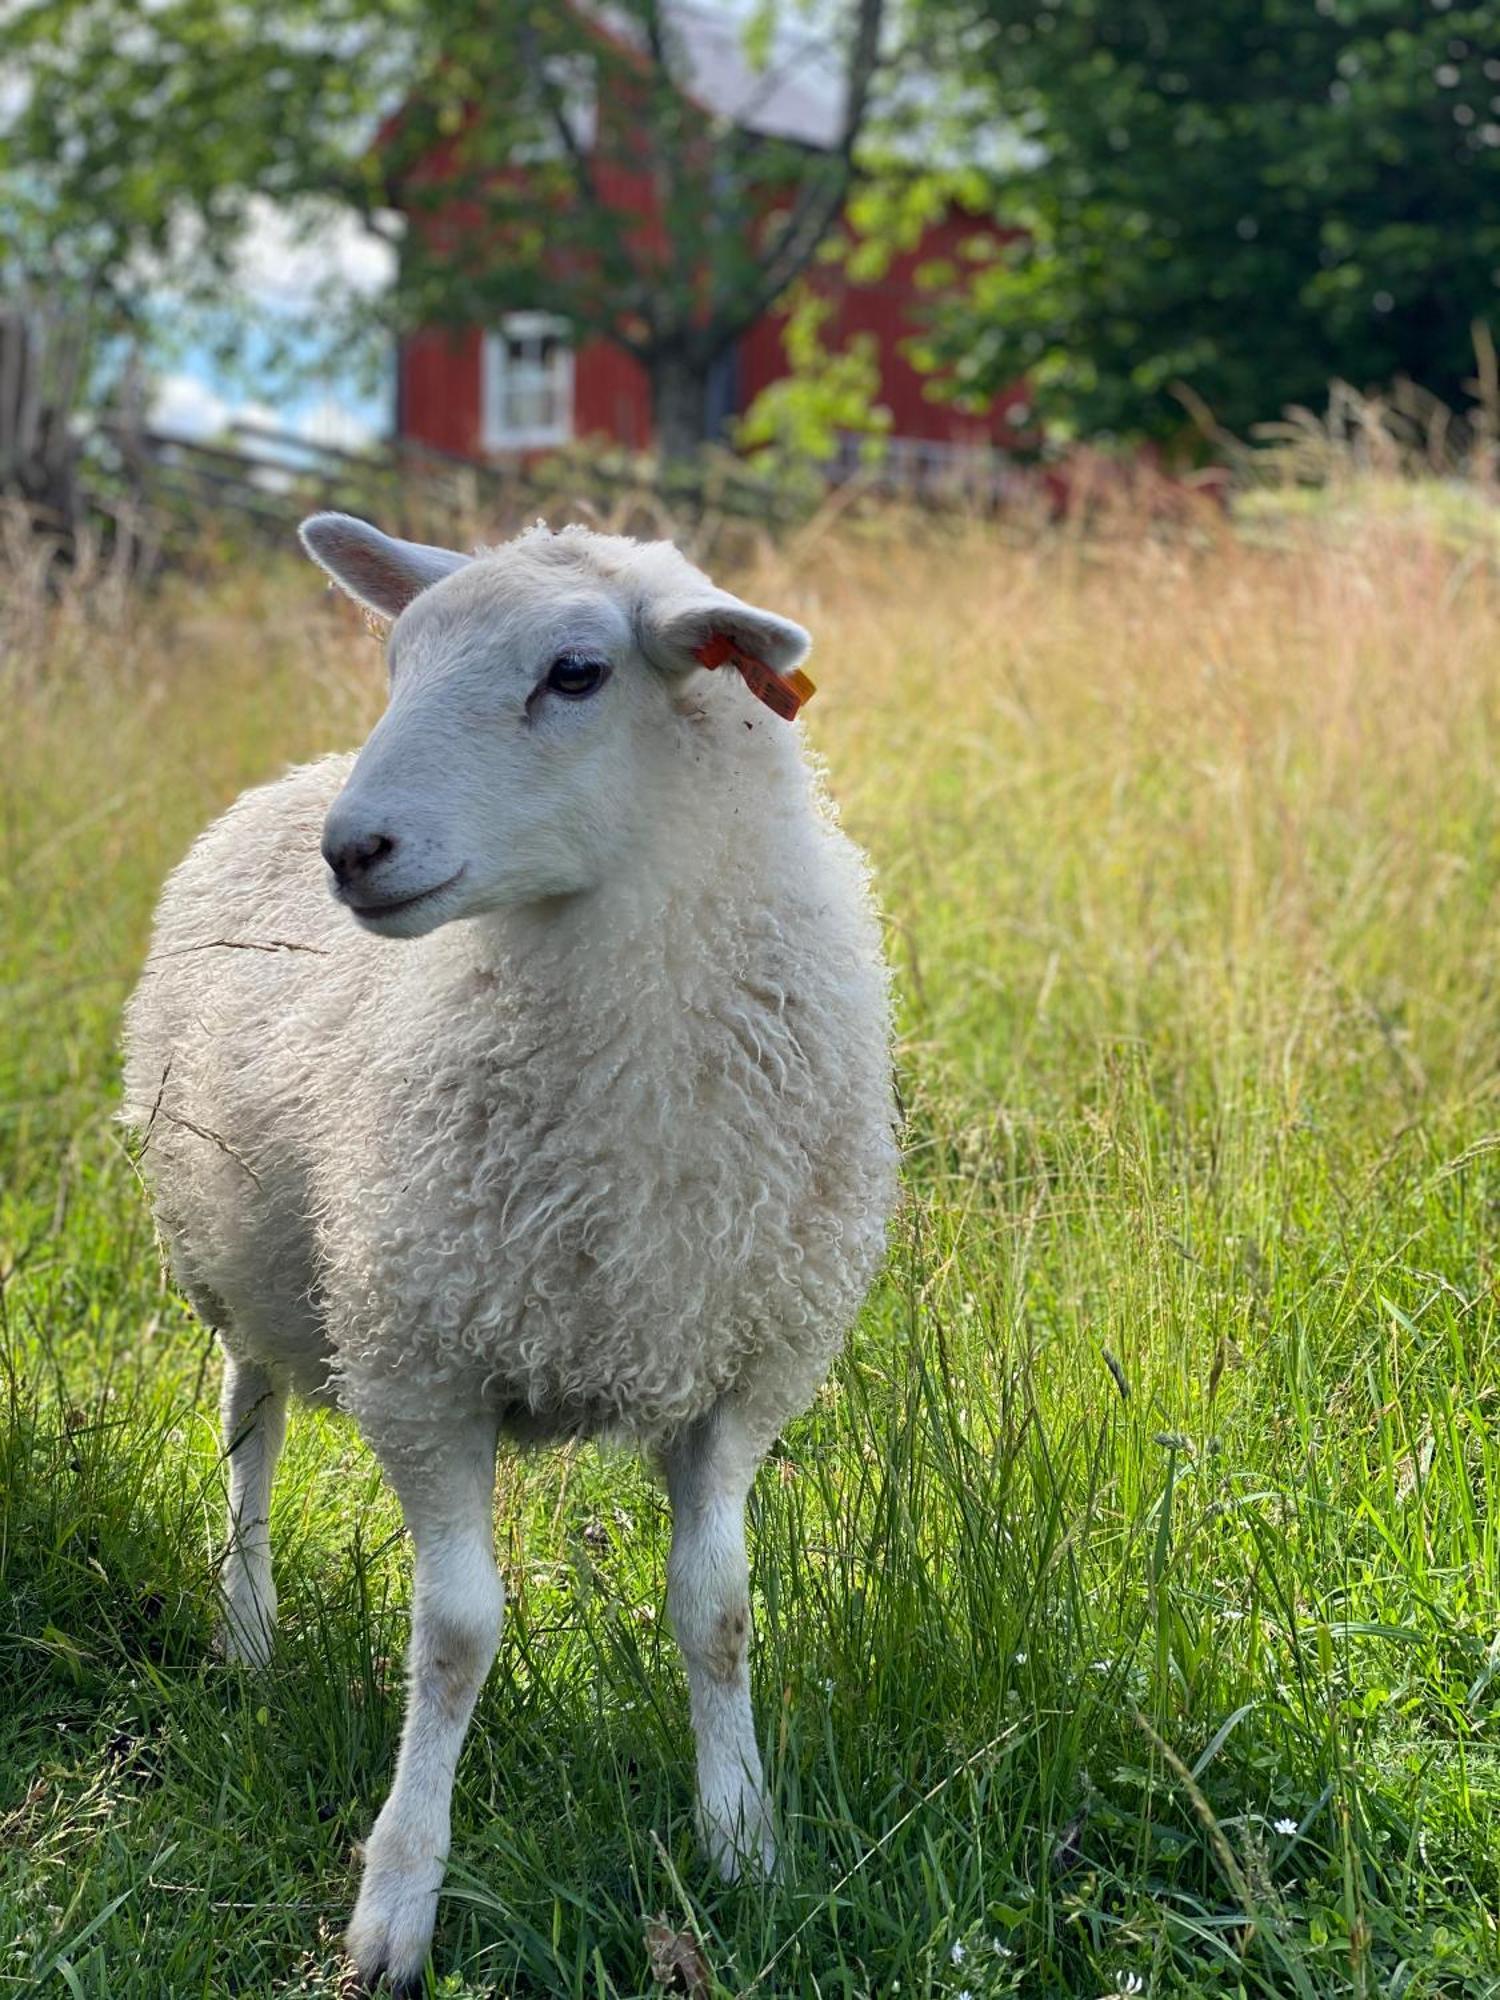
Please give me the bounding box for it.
[344,865,468,922]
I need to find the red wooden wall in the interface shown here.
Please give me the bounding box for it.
[738,210,1028,449]
[398,202,1021,461]
[399,325,654,459]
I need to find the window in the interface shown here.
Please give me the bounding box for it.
[481,314,574,451]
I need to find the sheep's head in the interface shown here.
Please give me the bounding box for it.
[299,513,811,938]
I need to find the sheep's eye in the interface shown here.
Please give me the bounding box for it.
[545,653,609,700]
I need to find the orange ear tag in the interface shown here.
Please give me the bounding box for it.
[694,632,816,722]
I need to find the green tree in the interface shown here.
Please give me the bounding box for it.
[2,0,885,461]
[914,0,1500,443]
[736,281,892,465]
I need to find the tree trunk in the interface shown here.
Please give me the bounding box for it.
[649,351,711,467]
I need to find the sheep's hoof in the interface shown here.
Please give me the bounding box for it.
[345,1868,439,1997]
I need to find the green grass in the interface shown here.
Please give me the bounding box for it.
[6,516,1500,1996]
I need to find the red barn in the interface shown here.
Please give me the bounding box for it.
[392,5,1024,474]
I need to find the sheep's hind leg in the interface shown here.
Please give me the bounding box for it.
[664,1403,776,1881]
[347,1414,503,1997]
[218,1352,288,1667]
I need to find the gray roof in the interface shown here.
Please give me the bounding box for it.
[597,4,1034,173]
[639,3,849,150]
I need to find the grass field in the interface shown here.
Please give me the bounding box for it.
[7,500,1500,1997]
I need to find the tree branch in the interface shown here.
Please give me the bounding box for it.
[524,23,605,218]
[707,0,885,350]
[518,11,657,343]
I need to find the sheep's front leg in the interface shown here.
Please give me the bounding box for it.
[664,1405,776,1880]
[347,1415,503,1997]
[218,1353,287,1667]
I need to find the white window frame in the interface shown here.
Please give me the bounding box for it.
[481,312,574,451]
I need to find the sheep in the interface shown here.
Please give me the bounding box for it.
[121,513,899,1993]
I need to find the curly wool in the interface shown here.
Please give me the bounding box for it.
[122,541,897,1456]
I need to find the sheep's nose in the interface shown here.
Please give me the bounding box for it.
[322,827,397,888]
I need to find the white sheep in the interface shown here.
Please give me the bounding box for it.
[121,514,898,1992]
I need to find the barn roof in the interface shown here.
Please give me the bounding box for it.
[605,5,1033,169]
[610,2,849,151]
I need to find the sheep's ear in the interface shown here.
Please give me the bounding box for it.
[298,513,472,619]
[643,586,811,680]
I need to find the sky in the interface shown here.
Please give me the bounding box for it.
[149,198,397,450]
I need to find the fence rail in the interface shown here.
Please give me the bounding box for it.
[0,300,1049,583]
[70,410,815,562]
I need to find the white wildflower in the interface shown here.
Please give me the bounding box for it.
[950,1940,967,1965]
[1273,1816,1299,1836]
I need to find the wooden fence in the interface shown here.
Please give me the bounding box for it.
[1,300,1060,582]
[0,298,818,576]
